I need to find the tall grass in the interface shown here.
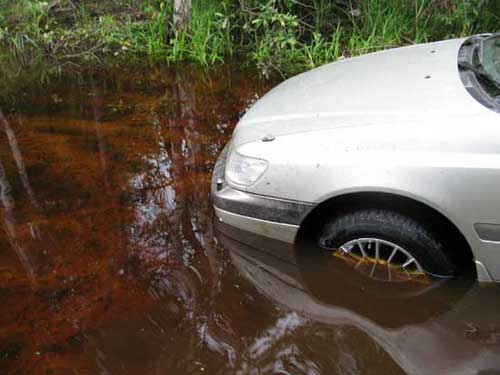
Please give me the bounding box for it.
[165,0,235,65]
[0,0,500,77]
[237,0,500,75]
[346,0,500,56]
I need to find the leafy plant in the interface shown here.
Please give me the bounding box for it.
[0,0,500,78]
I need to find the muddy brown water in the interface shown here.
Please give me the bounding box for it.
[0,66,499,375]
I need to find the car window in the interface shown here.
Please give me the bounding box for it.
[480,35,500,88]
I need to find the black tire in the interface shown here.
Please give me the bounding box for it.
[318,209,457,277]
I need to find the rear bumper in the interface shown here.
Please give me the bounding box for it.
[211,145,313,243]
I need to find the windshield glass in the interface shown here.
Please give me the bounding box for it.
[480,35,500,86]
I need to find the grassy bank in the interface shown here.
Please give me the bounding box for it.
[1,0,500,79]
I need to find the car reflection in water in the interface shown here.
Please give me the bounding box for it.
[216,221,500,375]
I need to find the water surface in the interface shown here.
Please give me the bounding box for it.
[0,65,498,375]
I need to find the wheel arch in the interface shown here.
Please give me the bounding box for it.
[297,190,475,273]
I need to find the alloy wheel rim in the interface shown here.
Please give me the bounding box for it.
[335,238,427,282]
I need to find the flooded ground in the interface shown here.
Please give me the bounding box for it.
[0,65,499,375]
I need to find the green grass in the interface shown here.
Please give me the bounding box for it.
[236,0,500,76]
[344,0,498,56]
[0,0,500,79]
[159,0,236,66]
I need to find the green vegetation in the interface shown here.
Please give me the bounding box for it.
[1,0,500,78]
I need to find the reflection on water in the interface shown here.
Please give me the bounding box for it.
[218,224,500,375]
[0,65,497,375]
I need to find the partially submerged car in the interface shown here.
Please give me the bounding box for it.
[212,34,500,283]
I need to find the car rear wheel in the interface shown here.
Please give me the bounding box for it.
[318,209,458,280]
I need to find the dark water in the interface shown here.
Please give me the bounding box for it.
[0,65,499,375]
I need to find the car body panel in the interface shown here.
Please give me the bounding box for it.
[235,124,500,281]
[214,206,299,243]
[231,38,490,147]
[213,37,500,282]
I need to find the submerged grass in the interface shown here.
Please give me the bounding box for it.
[0,0,500,81]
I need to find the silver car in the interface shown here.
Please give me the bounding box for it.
[212,34,500,283]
